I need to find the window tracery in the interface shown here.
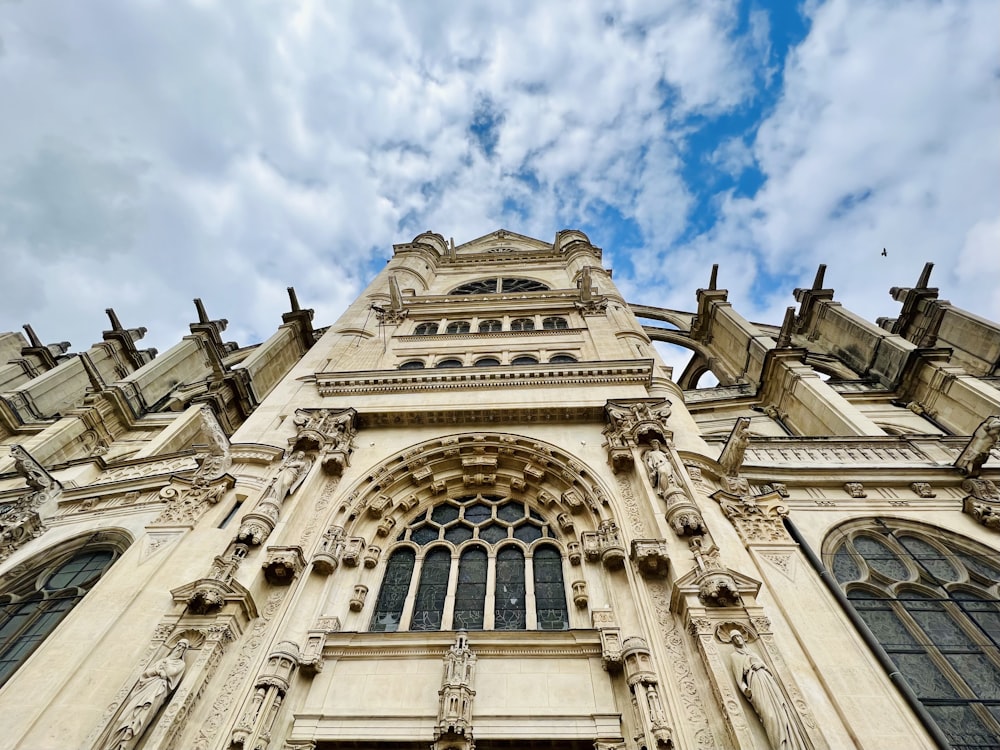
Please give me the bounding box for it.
[449,278,550,296]
[827,520,1000,746]
[542,316,568,330]
[369,495,569,633]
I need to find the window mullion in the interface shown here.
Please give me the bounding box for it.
[441,554,460,630]
[524,555,537,629]
[484,553,497,629]
[398,557,423,631]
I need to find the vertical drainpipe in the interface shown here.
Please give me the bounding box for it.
[781,516,953,750]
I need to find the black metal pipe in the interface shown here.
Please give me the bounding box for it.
[782,515,953,750]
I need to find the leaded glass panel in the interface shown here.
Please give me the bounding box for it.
[898,536,959,582]
[444,525,473,545]
[453,548,487,630]
[955,551,1000,582]
[893,652,961,699]
[464,503,492,525]
[370,549,415,632]
[853,536,909,581]
[410,548,451,631]
[45,551,113,590]
[432,505,460,525]
[502,278,548,293]
[899,592,976,648]
[497,502,524,523]
[944,654,1000,699]
[925,705,997,748]
[479,523,508,544]
[533,546,568,630]
[832,547,861,583]
[849,591,918,647]
[411,526,440,545]
[955,592,1000,641]
[514,524,543,543]
[495,547,526,630]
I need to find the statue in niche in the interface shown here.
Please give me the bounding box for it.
[101,639,190,750]
[956,416,1000,477]
[643,440,676,497]
[265,451,312,503]
[728,631,808,750]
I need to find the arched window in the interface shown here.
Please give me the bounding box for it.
[399,360,425,370]
[542,316,568,330]
[510,318,535,332]
[478,320,502,333]
[826,520,1000,745]
[446,321,471,334]
[549,354,577,363]
[0,542,124,686]
[474,357,500,367]
[533,545,569,630]
[511,355,539,365]
[435,359,463,368]
[368,495,568,632]
[449,278,549,296]
[414,323,439,336]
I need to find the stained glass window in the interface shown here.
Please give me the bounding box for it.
[453,548,488,630]
[370,549,415,632]
[0,548,118,686]
[534,546,569,630]
[410,548,451,631]
[449,278,550,296]
[368,495,566,633]
[495,547,526,630]
[828,521,1000,745]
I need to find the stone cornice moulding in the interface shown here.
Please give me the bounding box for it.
[230,443,286,465]
[357,405,606,428]
[315,360,654,396]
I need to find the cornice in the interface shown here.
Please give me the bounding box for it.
[315,360,653,395]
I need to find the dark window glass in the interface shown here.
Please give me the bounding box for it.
[0,549,117,686]
[497,502,524,523]
[444,525,474,545]
[533,546,569,630]
[464,503,492,525]
[542,317,568,330]
[479,320,502,333]
[450,279,499,296]
[414,323,439,335]
[447,322,471,334]
[474,357,500,367]
[479,523,508,544]
[435,359,463,368]
[411,526,440,545]
[370,549,415,632]
[399,360,425,370]
[453,548,488,630]
[511,356,538,365]
[549,354,577,363]
[410,548,451,631]
[501,279,548,293]
[510,318,535,332]
[432,505,460,525]
[514,524,543,543]
[834,524,1000,745]
[494,547,526,630]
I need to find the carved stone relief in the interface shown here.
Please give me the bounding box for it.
[714,491,792,545]
[1,445,62,561]
[231,641,300,749]
[622,637,673,749]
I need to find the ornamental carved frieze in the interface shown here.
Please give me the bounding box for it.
[0,445,62,561]
[603,399,672,471]
[290,407,358,476]
[962,477,1000,531]
[713,490,792,546]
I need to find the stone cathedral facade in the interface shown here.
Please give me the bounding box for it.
[1,229,999,750]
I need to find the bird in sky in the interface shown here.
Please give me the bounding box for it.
[882,248,887,257]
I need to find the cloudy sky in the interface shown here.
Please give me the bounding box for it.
[0,0,997,373]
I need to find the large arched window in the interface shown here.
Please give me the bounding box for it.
[0,538,126,686]
[826,520,1000,746]
[369,495,569,632]
[449,278,549,296]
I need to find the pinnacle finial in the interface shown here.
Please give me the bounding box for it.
[812,264,827,290]
[193,298,210,324]
[287,287,301,312]
[916,262,934,289]
[708,264,719,291]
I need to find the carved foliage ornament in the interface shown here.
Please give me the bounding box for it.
[603,399,672,471]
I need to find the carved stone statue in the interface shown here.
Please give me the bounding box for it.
[719,418,751,477]
[955,416,1000,477]
[101,639,189,750]
[265,451,312,503]
[643,439,675,496]
[729,631,808,750]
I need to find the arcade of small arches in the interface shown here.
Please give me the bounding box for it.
[411,315,570,336]
[399,353,578,369]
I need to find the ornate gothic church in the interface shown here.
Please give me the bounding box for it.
[1,229,998,750]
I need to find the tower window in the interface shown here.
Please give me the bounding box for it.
[446,321,471,334]
[511,355,539,365]
[549,354,577,363]
[413,323,439,336]
[449,278,549,296]
[510,318,535,332]
[399,360,425,370]
[826,520,1000,746]
[542,317,568,330]
[434,359,464,368]
[368,495,567,632]
[479,320,503,333]
[474,357,501,367]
